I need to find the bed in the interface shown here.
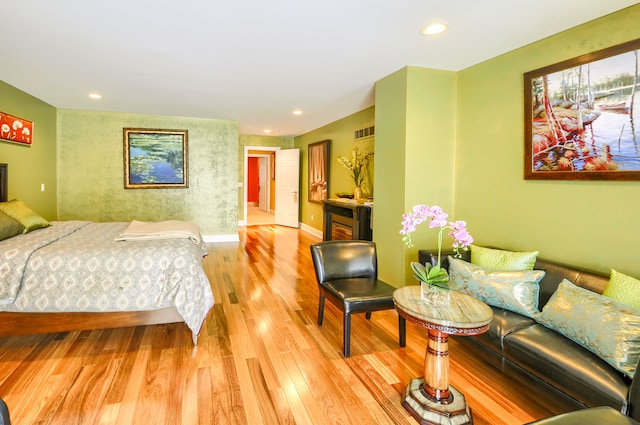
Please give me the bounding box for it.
[0,163,214,344]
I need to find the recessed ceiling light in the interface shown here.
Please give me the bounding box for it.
[88,92,102,100]
[421,22,448,36]
[292,109,303,116]
[263,129,272,134]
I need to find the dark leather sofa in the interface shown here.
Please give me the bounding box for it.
[418,250,640,421]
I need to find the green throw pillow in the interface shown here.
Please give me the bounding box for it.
[0,210,24,240]
[0,199,50,233]
[538,279,640,378]
[603,269,640,310]
[448,256,544,319]
[470,245,539,271]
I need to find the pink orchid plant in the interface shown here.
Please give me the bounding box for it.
[400,205,473,289]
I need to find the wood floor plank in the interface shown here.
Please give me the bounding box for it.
[0,225,579,424]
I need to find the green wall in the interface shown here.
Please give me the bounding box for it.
[455,4,640,276]
[57,109,239,236]
[374,67,457,286]
[294,107,375,232]
[0,81,57,219]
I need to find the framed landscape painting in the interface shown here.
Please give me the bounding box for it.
[524,38,640,180]
[123,128,189,189]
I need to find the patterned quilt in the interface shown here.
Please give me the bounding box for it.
[0,221,214,342]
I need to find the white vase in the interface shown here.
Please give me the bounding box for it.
[353,186,362,200]
[420,281,450,305]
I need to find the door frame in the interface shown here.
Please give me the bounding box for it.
[243,146,281,226]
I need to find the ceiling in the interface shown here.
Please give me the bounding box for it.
[1,1,637,137]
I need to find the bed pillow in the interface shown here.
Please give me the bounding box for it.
[448,256,544,319]
[603,269,640,310]
[0,199,50,233]
[470,245,539,271]
[0,210,24,240]
[537,279,640,378]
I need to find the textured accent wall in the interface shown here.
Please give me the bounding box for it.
[57,109,239,236]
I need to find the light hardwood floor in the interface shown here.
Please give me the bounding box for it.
[0,225,575,425]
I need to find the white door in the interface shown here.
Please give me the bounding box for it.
[258,157,269,212]
[275,149,300,228]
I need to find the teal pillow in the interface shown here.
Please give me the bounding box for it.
[0,210,24,240]
[538,279,640,378]
[603,269,640,310]
[0,199,50,233]
[470,245,539,271]
[448,256,544,319]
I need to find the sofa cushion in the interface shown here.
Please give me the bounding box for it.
[504,323,630,410]
[537,279,640,378]
[470,306,537,353]
[448,257,545,319]
[470,245,539,271]
[603,269,640,310]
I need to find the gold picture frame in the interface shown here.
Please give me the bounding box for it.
[123,128,189,189]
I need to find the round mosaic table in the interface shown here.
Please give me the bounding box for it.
[393,285,493,425]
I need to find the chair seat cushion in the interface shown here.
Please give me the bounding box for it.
[322,278,396,314]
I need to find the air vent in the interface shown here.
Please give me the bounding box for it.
[354,126,374,140]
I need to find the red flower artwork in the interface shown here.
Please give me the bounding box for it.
[0,112,33,145]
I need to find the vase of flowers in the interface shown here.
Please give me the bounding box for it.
[400,205,473,304]
[337,147,373,200]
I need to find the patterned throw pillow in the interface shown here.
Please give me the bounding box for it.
[0,199,50,233]
[538,279,640,378]
[448,256,545,319]
[470,245,539,271]
[0,210,24,240]
[603,269,640,310]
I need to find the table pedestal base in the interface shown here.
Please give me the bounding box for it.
[402,378,473,425]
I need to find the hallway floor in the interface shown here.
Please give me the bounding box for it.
[247,205,274,226]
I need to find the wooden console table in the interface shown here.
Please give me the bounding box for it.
[393,286,493,425]
[322,200,372,241]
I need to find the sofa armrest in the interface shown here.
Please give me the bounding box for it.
[627,360,640,420]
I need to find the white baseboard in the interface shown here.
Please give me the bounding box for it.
[300,222,322,239]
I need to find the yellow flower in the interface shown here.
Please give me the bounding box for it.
[337,147,373,186]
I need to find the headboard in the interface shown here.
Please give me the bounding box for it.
[0,163,7,202]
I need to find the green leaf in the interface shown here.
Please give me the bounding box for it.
[410,262,430,282]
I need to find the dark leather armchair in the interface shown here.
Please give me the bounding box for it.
[0,397,10,425]
[310,240,406,357]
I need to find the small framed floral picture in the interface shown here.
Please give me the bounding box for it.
[0,112,33,145]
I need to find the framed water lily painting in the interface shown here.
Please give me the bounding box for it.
[524,37,640,180]
[123,128,189,189]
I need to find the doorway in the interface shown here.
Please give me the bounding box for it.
[244,146,280,226]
